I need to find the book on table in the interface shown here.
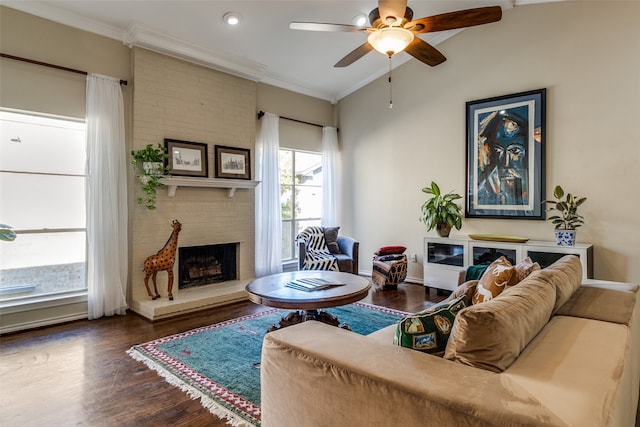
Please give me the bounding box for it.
[285,277,346,292]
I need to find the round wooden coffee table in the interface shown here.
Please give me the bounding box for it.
[245,270,371,331]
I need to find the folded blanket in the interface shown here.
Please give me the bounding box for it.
[465,264,490,281]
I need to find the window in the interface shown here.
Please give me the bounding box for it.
[279,149,322,261]
[0,110,87,301]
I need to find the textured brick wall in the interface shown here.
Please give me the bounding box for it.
[130,48,257,303]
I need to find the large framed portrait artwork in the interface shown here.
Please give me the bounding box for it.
[465,89,546,219]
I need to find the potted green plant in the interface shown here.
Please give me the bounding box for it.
[131,143,169,210]
[420,181,463,237]
[543,185,587,246]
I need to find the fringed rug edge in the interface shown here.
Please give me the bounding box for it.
[126,346,257,427]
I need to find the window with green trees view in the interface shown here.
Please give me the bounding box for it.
[279,149,322,261]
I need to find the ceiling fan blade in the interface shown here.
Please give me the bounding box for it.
[404,38,446,66]
[378,0,407,25]
[407,6,502,34]
[290,22,365,33]
[334,42,375,67]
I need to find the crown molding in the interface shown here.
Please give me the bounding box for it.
[3,2,268,83]
[259,75,337,103]
[124,24,267,82]
[2,1,125,42]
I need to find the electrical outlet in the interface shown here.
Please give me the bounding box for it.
[410,253,418,262]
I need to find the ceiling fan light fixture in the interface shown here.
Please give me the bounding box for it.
[367,27,414,56]
[223,12,241,26]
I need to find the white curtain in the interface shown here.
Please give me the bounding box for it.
[321,126,340,227]
[86,74,128,319]
[255,112,283,277]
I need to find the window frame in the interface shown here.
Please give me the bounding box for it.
[0,108,88,306]
[279,148,322,263]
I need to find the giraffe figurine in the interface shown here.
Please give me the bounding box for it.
[143,220,182,301]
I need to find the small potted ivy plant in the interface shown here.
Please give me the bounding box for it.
[420,181,463,237]
[131,143,169,210]
[544,185,587,246]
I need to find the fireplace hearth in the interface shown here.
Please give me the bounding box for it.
[178,243,238,289]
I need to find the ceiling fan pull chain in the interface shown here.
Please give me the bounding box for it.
[388,55,393,109]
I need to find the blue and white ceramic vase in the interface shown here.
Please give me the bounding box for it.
[555,230,576,246]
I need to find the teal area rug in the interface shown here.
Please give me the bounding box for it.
[127,302,407,427]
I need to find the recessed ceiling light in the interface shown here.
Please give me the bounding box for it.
[352,14,367,27]
[223,12,241,25]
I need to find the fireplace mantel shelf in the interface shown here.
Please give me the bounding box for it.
[159,176,260,198]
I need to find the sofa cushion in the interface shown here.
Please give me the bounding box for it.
[444,277,556,372]
[472,256,514,304]
[533,255,583,313]
[504,315,632,427]
[323,226,341,254]
[394,295,467,356]
[507,257,541,287]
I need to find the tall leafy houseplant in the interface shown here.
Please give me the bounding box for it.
[544,185,587,246]
[420,181,463,237]
[131,143,169,210]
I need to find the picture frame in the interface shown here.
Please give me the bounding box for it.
[465,88,546,219]
[214,145,251,180]
[164,138,208,178]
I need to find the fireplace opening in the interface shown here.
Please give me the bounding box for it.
[178,243,238,289]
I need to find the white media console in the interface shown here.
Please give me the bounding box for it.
[423,236,593,292]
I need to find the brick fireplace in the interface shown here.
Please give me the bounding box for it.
[129,48,256,321]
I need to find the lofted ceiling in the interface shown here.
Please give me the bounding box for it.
[3,0,551,103]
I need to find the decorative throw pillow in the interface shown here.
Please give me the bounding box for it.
[376,245,407,256]
[507,257,541,287]
[450,280,479,305]
[323,227,341,254]
[393,295,468,356]
[472,256,515,305]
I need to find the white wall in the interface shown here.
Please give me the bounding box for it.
[338,1,640,283]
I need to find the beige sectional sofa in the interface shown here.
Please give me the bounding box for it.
[260,256,640,426]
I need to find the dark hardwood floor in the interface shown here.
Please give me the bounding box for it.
[0,283,445,427]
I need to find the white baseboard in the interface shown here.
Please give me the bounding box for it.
[0,312,87,335]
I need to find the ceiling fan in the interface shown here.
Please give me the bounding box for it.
[290,0,502,68]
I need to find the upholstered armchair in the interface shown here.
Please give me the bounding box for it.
[297,226,359,274]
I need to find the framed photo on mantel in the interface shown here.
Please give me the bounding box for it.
[214,145,251,180]
[465,88,546,219]
[164,138,209,178]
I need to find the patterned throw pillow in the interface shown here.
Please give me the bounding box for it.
[451,280,479,305]
[393,295,468,356]
[507,257,541,287]
[472,256,515,304]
